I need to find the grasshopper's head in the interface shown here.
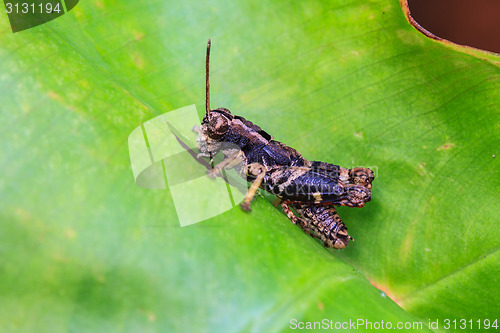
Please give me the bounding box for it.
[201,107,233,140]
[197,107,233,157]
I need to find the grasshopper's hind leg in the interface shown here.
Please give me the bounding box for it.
[241,163,266,211]
[338,167,374,189]
[282,202,352,249]
[309,161,373,190]
[349,167,374,189]
[281,202,312,235]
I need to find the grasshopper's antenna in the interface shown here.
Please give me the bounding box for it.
[206,39,211,120]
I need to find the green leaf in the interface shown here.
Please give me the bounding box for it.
[0,0,498,332]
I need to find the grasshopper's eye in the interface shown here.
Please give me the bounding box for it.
[208,114,229,140]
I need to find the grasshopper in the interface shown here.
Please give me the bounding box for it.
[197,40,374,249]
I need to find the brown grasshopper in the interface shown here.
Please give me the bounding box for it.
[197,40,374,249]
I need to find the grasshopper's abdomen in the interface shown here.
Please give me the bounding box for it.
[261,167,371,207]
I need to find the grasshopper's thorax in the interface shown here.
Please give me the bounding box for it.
[197,107,273,160]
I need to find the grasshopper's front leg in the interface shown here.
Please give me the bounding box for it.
[208,150,245,178]
[241,163,266,211]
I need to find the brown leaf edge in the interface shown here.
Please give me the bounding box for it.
[399,0,500,65]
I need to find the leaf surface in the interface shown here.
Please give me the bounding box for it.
[0,0,498,332]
